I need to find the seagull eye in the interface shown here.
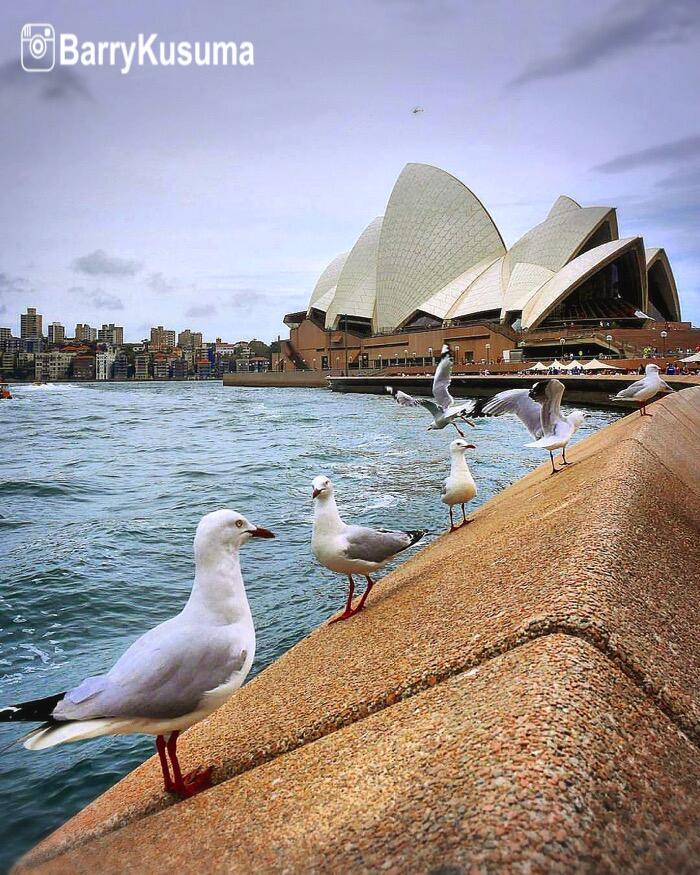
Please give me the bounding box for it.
[235,520,243,528]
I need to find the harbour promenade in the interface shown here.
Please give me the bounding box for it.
[15,388,700,874]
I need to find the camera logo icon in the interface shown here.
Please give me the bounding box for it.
[21,23,56,72]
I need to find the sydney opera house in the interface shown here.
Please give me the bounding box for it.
[281,163,691,371]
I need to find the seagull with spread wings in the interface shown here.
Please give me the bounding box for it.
[386,343,475,436]
[472,380,588,474]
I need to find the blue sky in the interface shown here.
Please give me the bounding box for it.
[1,0,699,342]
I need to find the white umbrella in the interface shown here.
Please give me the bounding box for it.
[561,359,583,370]
[550,359,564,369]
[679,352,700,363]
[525,361,548,371]
[582,358,622,371]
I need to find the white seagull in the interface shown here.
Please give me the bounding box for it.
[311,476,424,622]
[441,438,477,532]
[610,363,673,415]
[0,510,274,799]
[386,343,475,436]
[473,380,587,474]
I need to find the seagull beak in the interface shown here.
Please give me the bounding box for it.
[312,488,321,499]
[464,444,476,450]
[250,526,275,539]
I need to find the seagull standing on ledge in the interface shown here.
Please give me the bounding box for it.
[610,363,673,415]
[473,381,587,474]
[386,343,475,436]
[0,510,274,799]
[311,476,424,622]
[441,439,477,532]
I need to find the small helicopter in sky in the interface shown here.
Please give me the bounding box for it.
[411,106,424,114]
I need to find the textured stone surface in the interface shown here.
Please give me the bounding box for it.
[20,637,700,875]
[16,388,700,872]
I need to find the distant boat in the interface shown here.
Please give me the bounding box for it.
[0,383,12,400]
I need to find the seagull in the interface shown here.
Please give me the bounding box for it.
[311,476,424,622]
[472,381,587,474]
[386,343,475,436]
[610,363,673,415]
[441,439,477,532]
[0,510,274,799]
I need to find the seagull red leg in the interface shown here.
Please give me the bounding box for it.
[448,506,458,533]
[549,451,559,475]
[452,422,466,437]
[329,575,357,623]
[165,730,212,798]
[155,734,174,793]
[459,503,472,527]
[354,575,376,613]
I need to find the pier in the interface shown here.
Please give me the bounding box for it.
[15,388,700,874]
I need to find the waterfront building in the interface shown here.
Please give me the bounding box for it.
[177,329,203,350]
[75,323,98,342]
[150,326,176,350]
[0,327,11,350]
[98,324,124,346]
[282,163,692,371]
[171,358,187,380]
[47,322,65,345]
[152,354,170,380]
[195,357,212,378]
[96,349,116,380]
[72,355,96,380]
[34,351,73,381]
[113,352,129,381]
[134,353,151,380]
[21,307,43,340]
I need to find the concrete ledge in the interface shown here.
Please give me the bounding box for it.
[20,636,700,874]
[223,372,329,388]
[16,388,700,872]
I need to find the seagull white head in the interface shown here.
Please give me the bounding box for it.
[450,438,476,453]
[569,410,589,430]
[194,509,274,563]
[311,475,334,500]
[645,363,661,375]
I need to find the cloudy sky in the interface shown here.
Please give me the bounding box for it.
[1,0,699,342]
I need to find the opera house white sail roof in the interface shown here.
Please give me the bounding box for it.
[307,163,681,334]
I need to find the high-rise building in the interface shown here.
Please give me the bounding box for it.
[177,329,203,349]
[75,323,97,342]
[0,328,11,350]
[21,307,43,339]
[150,326,176,350]
[96,349,116,380]
[98,323,124,346]
[47,322,65,345]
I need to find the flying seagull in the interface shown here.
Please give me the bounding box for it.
[311,475,424,622]
[472,381,587,474]
[610,363,673,415]
[386,343,475,436]
[441,438,477,532]
[0,510,274,799]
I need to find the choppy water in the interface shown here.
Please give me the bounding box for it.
[0,382,622,869]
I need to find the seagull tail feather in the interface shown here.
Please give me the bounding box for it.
[0,692,65,723]
[404,530,425,548]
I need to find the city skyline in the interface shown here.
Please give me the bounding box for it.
[1,1,699,342]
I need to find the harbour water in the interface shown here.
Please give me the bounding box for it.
[0,382,623,869]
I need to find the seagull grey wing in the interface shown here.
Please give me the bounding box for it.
[418,398,442,418]
[481,389,543,439]
[432,354,454,410]
[539,381,565,436]
[394,390,421,407]
[614,377,646,399]
[344,526,414,564]
[660,380,675,391]
[53,621,246,721]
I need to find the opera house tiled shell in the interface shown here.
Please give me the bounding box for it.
[308,163,680,334]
